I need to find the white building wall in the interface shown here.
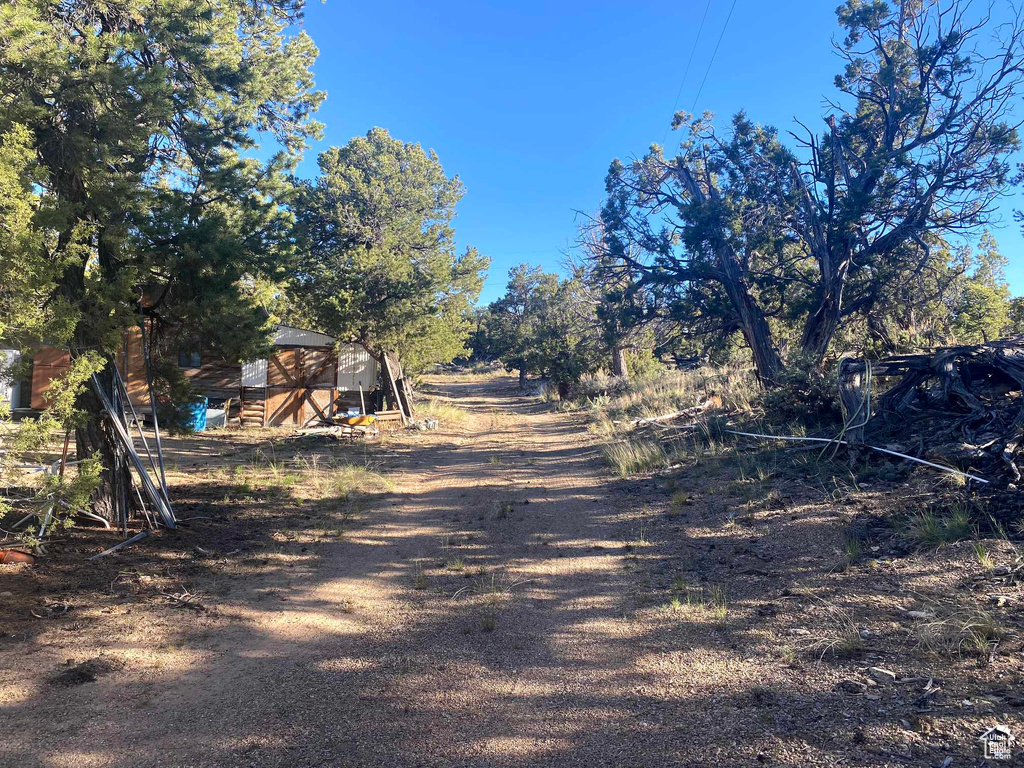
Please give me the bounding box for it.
[273,325,336,347]
[241,358,268,387]
[337,344,378,391]
[0,349,21,407]
[241,340,377,391]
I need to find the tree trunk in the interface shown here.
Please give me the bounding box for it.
[611,345,630,380]
[675,165,784,386]
[369,345,408,419]
[75,369,132,523]
[716,247,784,386]
[837,357,867,466]
[799,280,844,367]
[518,367,527,389]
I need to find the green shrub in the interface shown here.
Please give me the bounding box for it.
[761,355,842,429]
[624,349,666,380]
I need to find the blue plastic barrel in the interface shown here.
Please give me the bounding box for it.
[180,397,208,432]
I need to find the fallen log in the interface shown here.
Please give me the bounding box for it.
[633,394,723,427]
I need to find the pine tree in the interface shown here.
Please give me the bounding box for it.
[0,0,323,517]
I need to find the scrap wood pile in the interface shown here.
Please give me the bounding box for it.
[294,350,417,441]
[293,422,379,441]
[839,338,1024,484]
[378,350,415,424]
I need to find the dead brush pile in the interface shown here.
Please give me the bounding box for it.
[585,345,1024,499]
[840,340,1024,484]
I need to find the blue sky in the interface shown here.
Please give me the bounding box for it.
[292,0,1024,303]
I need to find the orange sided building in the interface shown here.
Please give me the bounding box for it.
[20,325,379,428]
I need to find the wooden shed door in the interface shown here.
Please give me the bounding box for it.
[265,348,337,427]
[301,348,336,424]
[31,348,71,410]
[266,349,301,426]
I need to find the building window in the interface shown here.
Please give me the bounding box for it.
[178,349,202,368]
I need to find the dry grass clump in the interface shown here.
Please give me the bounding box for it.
[225,447,303,494]
[480,612,498,632]
[668,490,690,514]
[587,411,618,439]
[412,566,429,590]
[913,607,1004,657]
[594,364,758,424]
[294,454,392,504]
[415,398,470,427]
[602,438,669,477]
[804,602,864,659]
[582,366,759,467]
[601,419,735,476]
[666,580,728,620]
[433,361,504,381]
[896,504,976,549]
[217,453,391,518]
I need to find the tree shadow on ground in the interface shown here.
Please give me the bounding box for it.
[0,374,1016,767]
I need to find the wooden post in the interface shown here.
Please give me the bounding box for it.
[380,351,409,425]
[837,358,868,446]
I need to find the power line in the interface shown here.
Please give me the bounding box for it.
[661,0,714,150]
[691,0,739,112]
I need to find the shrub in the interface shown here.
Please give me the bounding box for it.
[572,372,632,403]
[760,355,843,429]
[624,349,666,380]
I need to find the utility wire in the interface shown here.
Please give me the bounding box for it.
[690,0,739,112]
[661,0,714,151]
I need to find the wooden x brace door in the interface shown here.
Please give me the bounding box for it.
[266,349,301,426]
[298,350,336,425]
[266,348,338,427]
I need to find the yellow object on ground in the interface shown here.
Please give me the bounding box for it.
[336,414,375,427]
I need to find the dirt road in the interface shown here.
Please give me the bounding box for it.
[4,376,655,767]
[3,375,1010,767]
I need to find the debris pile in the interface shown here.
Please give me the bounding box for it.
[839,339,1024,482]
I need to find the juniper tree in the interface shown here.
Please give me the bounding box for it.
[484,265,561,388]
[290,128,488,375]
[571,218,662,381]
[603,1,1024,384]
[482,265,605,394]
